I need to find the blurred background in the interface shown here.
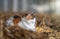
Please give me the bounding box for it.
[0,0,60,16]
[0,0,60,15]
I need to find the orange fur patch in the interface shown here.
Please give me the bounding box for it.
[13,18,21,25]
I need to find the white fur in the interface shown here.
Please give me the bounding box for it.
[18,17,36,31]
[6,16,36,31]
[6,17,14,26]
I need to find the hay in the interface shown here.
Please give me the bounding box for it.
[0,12,60,39]
[3,26,49,39]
